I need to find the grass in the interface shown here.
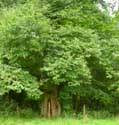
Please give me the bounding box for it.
[0,117,119,125]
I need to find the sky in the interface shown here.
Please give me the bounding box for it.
[98,0,118,15]
[104,0,118,10]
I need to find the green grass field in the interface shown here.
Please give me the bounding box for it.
[0,117,119,125]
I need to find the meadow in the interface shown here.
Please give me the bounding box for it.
[0,117,119,125]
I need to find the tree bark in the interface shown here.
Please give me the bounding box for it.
[41,89,61,118]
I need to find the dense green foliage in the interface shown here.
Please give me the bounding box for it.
[0,0,119,117]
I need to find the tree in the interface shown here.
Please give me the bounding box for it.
[0,0,119,118]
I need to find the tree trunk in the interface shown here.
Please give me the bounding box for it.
[41,90,61,118]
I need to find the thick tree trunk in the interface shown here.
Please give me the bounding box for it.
[41,90,61,118]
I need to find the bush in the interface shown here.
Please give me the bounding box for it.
[0,98,18,116]
[19,108,39,118]
[87,110,113,119]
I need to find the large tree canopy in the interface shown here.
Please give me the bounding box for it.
[0,0,119,118]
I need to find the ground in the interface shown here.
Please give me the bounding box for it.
[0,117,119,125]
